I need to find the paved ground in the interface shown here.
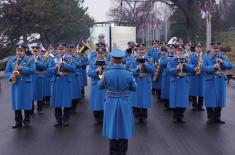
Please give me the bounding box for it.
[0,77,235,155]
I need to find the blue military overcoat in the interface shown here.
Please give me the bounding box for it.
[88,59,108,111]
[160,55,171,99]
[202,54,232,107]
[5,55,36,110]
[129,57,155,108]
[167,58,194,108]
[32,56,47,101]
[48,55,76,108]
[99,63,137,139]
[189,53,205,97]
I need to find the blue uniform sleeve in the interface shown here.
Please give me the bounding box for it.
[160,58,168,68]
[184,64,194,72]
[129,75,137,91]
[202,58,216,73]
[75,59,82,68]
[19,60,36,75]
[36,61,47,70]
[167,60,177,75]
[5,59,13,81]
[88,63,98,78]
[63,62,76,73]
[222,59,233,70]
[48,60,56,74]
[143,64,155,74]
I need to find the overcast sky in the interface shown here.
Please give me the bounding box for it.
[83,0,111,22]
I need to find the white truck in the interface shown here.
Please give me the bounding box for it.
[90,25,136,51]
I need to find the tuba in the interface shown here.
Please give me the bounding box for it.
[78,41,91,54]
[167,37,177,45]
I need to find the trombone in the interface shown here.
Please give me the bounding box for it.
[77,41,91,54]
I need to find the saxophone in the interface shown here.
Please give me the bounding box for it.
[153,58,161,81]
[12,56,20,84]
[196,52,203,75]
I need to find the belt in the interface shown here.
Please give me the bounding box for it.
[56,71,70,76]
[36,71,45,74]
[139,73,148,78]
[107,90,129,94]
[107,90,129,97]
[175,72,187,78]
[209,71,225,75]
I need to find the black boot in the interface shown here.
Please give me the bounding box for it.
[54,108,63,127]
[214,107,225,124]
[23,110,31,128]
[206,108,215,124]
[37,101,44,115]
[13,110,23,129]
[191,96,197,111]
[198,97,205,111]
[119,139,128,155]
[63,108,70,127]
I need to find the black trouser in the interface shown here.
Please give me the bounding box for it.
[82,87,85,96]
[93,110,104,122]
[15,110,31,125]
[71,99,78,112]
[206,107,222,120]
[163,99,169,109]
[156,89,161,99]
[173,108,186,120]
[133,108,147,120]
[192,96,204,108]
[55,108,70,123]
[110,139,128,155]
[43,96,50,104]
[32,101,44,112]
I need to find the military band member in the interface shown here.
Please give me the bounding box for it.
[79,44,89,97]
[189,43,205,111]
[32,46,47,114]
[153,47,168,101]
[89,42,106,61]
[124,41,136,65]
[88,47,108,125]
[98,33,105,42]
[129,44,155,124]
[43,43,56,105]
[167,44,194,123]
[5,44,36,128]
[48,43,76,127]
[202,42,233,124]
[25,45,33,57]
[176,38,184,44]
[148,40,161,95]
[153,44,167,100]
[185,40,193,54]
[66,43,82,113]
[99,49,137,155]
[147,40,161,59]
[161,44,175,109]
